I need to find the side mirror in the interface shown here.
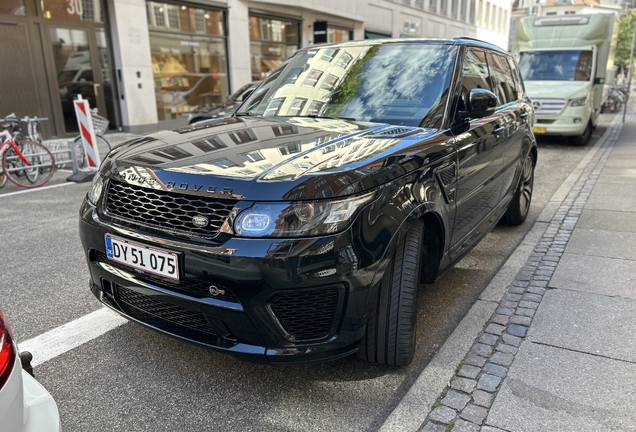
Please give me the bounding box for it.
[594,77,605,85]
[459,88,497,119]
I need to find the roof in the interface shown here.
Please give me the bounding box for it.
[304,37,508,54]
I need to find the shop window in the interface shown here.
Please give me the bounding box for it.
[249,15,300,81]
[0,0,25,15]
[321,74,338,91]
[41,0,104,22]
[149,24,228,122]
[303,70,323,87]
[327,28,352,43]
[147,2,224,36]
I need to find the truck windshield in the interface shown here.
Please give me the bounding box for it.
[519,50,593,81]
[236,43,458,127]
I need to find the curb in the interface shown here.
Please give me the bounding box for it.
[379,113,624,432]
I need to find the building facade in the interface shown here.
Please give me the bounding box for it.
[0,0,511,137]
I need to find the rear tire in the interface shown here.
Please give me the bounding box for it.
[357,220,423,366]
[2,140,55,188]
[502,151,534,225]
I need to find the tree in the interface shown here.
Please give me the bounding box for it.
[615,10,636,75]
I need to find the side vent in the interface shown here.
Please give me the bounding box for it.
[369,126,423,138]
[435,162,457,203]
[436,163,456,187]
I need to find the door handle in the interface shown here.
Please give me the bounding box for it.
[93,83,100,97]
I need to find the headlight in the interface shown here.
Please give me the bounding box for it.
[234,192,376,238]
[87,173,103,205]
[569,96,588,107]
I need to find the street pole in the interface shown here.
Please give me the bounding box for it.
[623,16,636,123]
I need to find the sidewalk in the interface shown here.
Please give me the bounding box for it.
[385,110,636,432]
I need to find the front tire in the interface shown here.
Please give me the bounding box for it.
[357,220,423,366]
[502,151,534,225]
[572,122,592,146]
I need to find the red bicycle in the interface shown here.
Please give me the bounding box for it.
[0,115,55,188]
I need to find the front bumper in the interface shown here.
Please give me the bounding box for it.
[533,106,592,137]
[79,199,385,364]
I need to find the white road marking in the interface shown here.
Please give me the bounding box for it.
[18,308,127,366]
[0,181,76,198]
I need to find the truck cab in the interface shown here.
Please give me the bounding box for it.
[514,14,616,145]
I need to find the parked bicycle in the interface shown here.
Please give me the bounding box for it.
[0,115,55,189]
[72,108,111,168]
[602,84,627,114]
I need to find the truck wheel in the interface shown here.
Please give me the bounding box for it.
[502,151,535,225]
[357,220,423,366]
[572,122,592,146]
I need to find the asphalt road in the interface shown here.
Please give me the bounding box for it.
[0,117,611,432]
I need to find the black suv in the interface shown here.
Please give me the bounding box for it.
[80,38,536,366]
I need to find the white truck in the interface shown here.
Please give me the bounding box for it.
[514,14,616,145]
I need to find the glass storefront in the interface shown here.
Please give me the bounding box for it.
[249,15,300,81]
[41,0,105,22]
[327,27,353,43]
[147,2,229,122]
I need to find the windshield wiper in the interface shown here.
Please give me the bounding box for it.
[234,111,255,117]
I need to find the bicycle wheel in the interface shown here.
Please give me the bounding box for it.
[0,172,6,189]
[73,135,111,169]
[2,140,55,188]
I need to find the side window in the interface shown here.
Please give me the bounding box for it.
[460,48,492,111]
[507,57,525,100]
[488,53,516,105]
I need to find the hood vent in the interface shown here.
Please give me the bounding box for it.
[369,126,423,138]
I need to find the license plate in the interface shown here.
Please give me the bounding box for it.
[105,235,179,280]
[533,126,546,134]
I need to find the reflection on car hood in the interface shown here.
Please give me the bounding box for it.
[102,116,443,201]
[192,101,237,116]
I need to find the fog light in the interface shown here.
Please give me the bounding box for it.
[573,118,582,124]
[236,210,274,235]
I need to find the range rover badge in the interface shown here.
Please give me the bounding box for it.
[209,285,226,296]
[192,215,209,228]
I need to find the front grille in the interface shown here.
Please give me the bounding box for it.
[116,285,212,333]
[532,98,566,116]
[93,250,239,304]
[270,288,339,341]
[104,180,236,236]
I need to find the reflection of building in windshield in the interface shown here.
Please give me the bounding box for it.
[519,50,593,81]
[262,48,362,118]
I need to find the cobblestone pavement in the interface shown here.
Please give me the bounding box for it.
[420,113,626,432]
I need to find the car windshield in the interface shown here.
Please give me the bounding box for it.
[235,43,458,127]
[518,50,593,81]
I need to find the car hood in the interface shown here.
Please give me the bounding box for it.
[102,116,444,201]
[524,80,591,100]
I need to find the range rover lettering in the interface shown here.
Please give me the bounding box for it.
[80,38,536,366]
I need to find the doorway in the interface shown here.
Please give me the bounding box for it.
[46,24,116,134]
